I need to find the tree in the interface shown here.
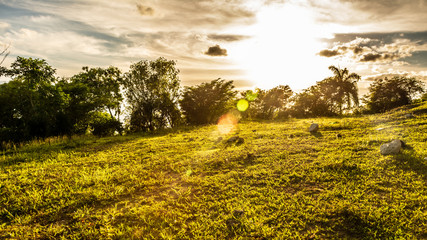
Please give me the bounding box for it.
[0,44,9,73]
[68,66,124,120]
[245,85,293,119]
[57,66,124,135]
[124,57,181,131]
[321,66,360,114]
[364,76,425,113]
[180,78,236,125]
[0,57,67,141]
[291,84,333,117]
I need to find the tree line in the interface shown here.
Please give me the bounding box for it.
[0,56,425,143]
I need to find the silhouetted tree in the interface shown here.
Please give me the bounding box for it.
[321,66,360,114]
[180,78,236,125]
[291,85,333,117]
[244,85,293,119]
[0,57,66,141]
[364,76,424,113]
[124,57,181,131]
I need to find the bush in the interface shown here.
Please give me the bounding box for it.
[364,76,424,113]
[89,112,122,137]
[180,79,236,125]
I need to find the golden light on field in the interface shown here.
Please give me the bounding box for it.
[230,2,339,90]
[217,112,239,135]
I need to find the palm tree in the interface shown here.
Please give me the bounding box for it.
[325,65,360,114]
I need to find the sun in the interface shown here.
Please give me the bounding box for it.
[229,2,336,91]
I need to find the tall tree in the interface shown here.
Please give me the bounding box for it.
[124,57,181,131]
[67,66,123,119]
[180,79,236,125]
[4,57,57,109]
[0,57,66,141]
[364,76,424,113]
[322,66,360,114]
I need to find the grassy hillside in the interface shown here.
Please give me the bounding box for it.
[1,103,427,239]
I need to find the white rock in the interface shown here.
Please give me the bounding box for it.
[309,123,319,133]
[380,140,402,155]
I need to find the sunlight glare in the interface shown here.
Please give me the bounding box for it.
[217,112,239,135]
[230,2,335,91]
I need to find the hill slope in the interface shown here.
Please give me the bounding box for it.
[1,103,427,239]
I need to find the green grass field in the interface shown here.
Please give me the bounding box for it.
[1,103,427,239]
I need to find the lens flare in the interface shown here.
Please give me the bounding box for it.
[217,112,239,135]
[237,99,249,112]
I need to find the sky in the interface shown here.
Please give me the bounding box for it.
[1,0,427,93]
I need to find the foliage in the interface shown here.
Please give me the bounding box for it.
[291,84,334,117]
[180,78,236,124]
[58,66,124,135]
[1,102,427,239]
[124,58,181,132]
[89,112,122,137]
[364,76,425,113]
[69,66,124,119]
[244,85,293,119]
[0,57,67,142]
[322,66,360,114]
[291,66,360,117]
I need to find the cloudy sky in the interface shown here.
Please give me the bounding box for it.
[1,0,427,92]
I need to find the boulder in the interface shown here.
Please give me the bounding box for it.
[380,139,402,155]
[308,123,319,133]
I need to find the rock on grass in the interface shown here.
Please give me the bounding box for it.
[380,139,402,155]
[309,123,319,133]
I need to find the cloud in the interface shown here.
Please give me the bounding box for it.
[205,45,228,56]
[318,36,424,63]
[360,53,382,62]
[136,4,154,16]
[207,34,250,42]
[0,22,10,29]
[308,0,427,32]
[318,37,374,58]
[318,49,339,57]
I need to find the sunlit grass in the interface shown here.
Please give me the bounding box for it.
[1,103,426,239]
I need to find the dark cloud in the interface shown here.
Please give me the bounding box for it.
[360,53,382,62]
[205,45,227,56]
[319,33,426,64]
[326,32,427,46]
[353,46,364,54]
[137,4,154,16]
[318,38,373,58]
[318,49,340,57]
[207,34,250,42]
